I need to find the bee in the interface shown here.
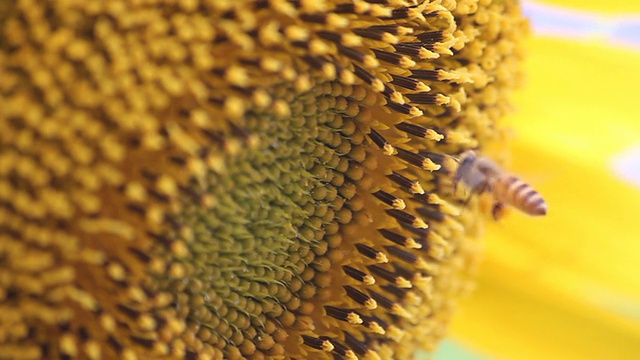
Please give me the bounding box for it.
[453,150,547,219]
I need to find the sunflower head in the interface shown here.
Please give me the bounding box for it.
[0,0,527,359]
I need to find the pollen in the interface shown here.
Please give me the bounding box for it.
[1,0,527,359]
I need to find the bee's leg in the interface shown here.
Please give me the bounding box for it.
[492,201,506,220]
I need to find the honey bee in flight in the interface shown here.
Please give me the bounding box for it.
[453,150,547,219]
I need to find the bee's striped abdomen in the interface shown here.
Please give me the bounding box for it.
[492,175,547,216]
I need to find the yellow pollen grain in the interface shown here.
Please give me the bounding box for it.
[167,121,201,155]
[85,341,101,360]
[321,63,337,79]
[169,262,186,279]
[364,298,377,310]
[433,43,454,56]
[369,321,385,334]
[156,175,177,197]
[11,250,53,272]
[428,245,446,260]
[345,350,358,360]
[79,248,106,265]
[327,13,348,28]
[309,39,331,55]
[375,252,388,264]
[391,198,405,210]
[155,293,174,308]
[346,312,363,324]
[381,32,399,44]
[426,194,442,205]
[168,317,186,334]
[223,138,242,156]
[437,201,460,216]
[382,144,395,156]
[260,57,283,74]
[409,3,428,20]
[170,339,186,357]
[340,70,355,85]
[272,99,291,118]
[127,286,147,303]
[389,92,405,104]
[409,106,423,117]
[252,89,272,109]
[146,205,165,225]
[123,348,138,360]
[369,5,392,17]
[300,0,327,13]
[171,240,189,258]
[405,237,422,249]
[37,266,74,288]
[106,263,126,282]
[223,96,246,120]
[413,217,428,229]
[419,47,439,59]
[138,314,157,331]
[67,288,98,311]
[391,304,411,319]
[258,21,282,46]
[342,33,362,48]
[294,74,312,92]
[449,98,462,112]
[430,232,454,257]
[224,66,248,87]
[386,326,405,342]
[353,1,371,14]
[71,190,101,214]
[410,181,425,194]
[78,218,135,241]
[271,0,297,16]
[365,350,382,360]
[153,342,169,356]
[13,274,43,295]
[100,135,126,162]
[413,275,433,297]
[421,158,441,171]
[322,340,334,352]
[73,167,101,191]
[42,189,74,219]
[371,79,385,92]
[362,55,379,69]
[399,57,416,68]
[443,216,465,232]
[363,275,375,286]
[433,94,450,106]
[60,334,78,356]
[284,25,309,42]
[186,158,207,180]
[396,277,412,288]
[425,129,444,141]
[141,133,166,150]
[475,8,491,25]
[416,258,440,275]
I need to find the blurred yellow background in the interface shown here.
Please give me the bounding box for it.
[430,1,640,359]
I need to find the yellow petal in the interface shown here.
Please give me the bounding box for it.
[444,34,640,359]
[534,0,640,13]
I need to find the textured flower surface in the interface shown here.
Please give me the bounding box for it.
[432,1,640,359]
[0,1,526,359]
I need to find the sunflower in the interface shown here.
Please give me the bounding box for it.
[0,1,527,359]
